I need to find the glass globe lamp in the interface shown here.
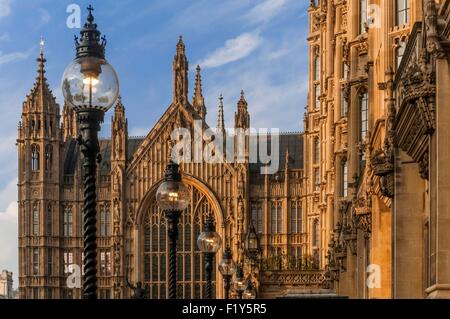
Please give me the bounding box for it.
[156,179,190,212]
[156,161,190,212]
[245,223,260,259]
[218,247,237,277]
[197,217,222,254]
[233,265,246,296]
[62,56,119,111]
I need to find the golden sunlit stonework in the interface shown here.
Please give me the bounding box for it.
[17,0,450,299]
[305,0,450,298]
[17,35,312,299]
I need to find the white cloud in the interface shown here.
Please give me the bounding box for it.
[0,48,33,66]
[0,178,18,288]
[0,0,11,19]
[0,177,17,210]
[39,8,51,24]
[198,32,263,69]
[202,27,308,131]
[245,0,288,24]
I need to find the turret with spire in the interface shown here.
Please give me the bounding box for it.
[173,35,189,105]
[19,38,60,142]
[17,39,62,299]
[192,65,206,118]
[234,90,250,130]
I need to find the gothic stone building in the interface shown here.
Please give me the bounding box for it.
[306,0,450,298]
[17,31,310,298]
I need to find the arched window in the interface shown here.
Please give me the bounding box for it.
[314,168,320,191]
[360,0,368,34]
[100,205,111,237]
[313,138,319,164]
[271,201,282,234]
[312,218,320,247]
[396,0,410,26]
[143,185,217,299]
[63,205,73,237]
[341,160,348,197]
[46,203,52,236]
[314,84,320,109]
[251,202,263,238]
[31,144,40,172]
[32,203,39,236]
[341,87,349,117]
[45,145,53,171]
[360,91,369,141]
[314,54,320,81]
[290,202,302,234]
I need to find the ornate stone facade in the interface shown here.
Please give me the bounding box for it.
[17,37,308,299]
[307,0,450,298]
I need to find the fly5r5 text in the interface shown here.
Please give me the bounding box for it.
[226,304,267,314]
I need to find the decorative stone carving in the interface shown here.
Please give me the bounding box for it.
[395,23,436,181]
[352,191,372,237]
[424,0,445,58]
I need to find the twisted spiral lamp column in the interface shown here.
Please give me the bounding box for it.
[77,110,103,299]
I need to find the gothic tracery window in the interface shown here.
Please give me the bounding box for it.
[100,250,112,276]
[360,90,369,141]
[63,205,73,237]
[33,248,39,276]
[100,205,111,237]
[312,218,320,247]
[143,185,217,299]
[32,202,39,236]
[313,138,319,164]
[341,160,348,197]
[271,201,283,234]
[251,202,263,239]
[314,53,320,81]
[360,0,368,34]
[290,202,302,234]
[396,0,410,26]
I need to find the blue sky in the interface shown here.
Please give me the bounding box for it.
[0,0,309,288]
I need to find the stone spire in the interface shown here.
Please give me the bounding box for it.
[217,94,225,135]
[26,37,58,118]
[173,35,189,105]
[234,90,250,130]
[38,37,45,78]
[192,65,206,118]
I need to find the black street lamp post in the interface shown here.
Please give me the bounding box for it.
[156,161,189,299]
[218,246,236,299]
[245,222,261,272]
[61,5,119,299]
[197,216,222,299]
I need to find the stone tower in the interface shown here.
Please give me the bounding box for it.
[17,40,62,299]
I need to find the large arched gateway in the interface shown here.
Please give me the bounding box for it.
[134,176,224,299]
